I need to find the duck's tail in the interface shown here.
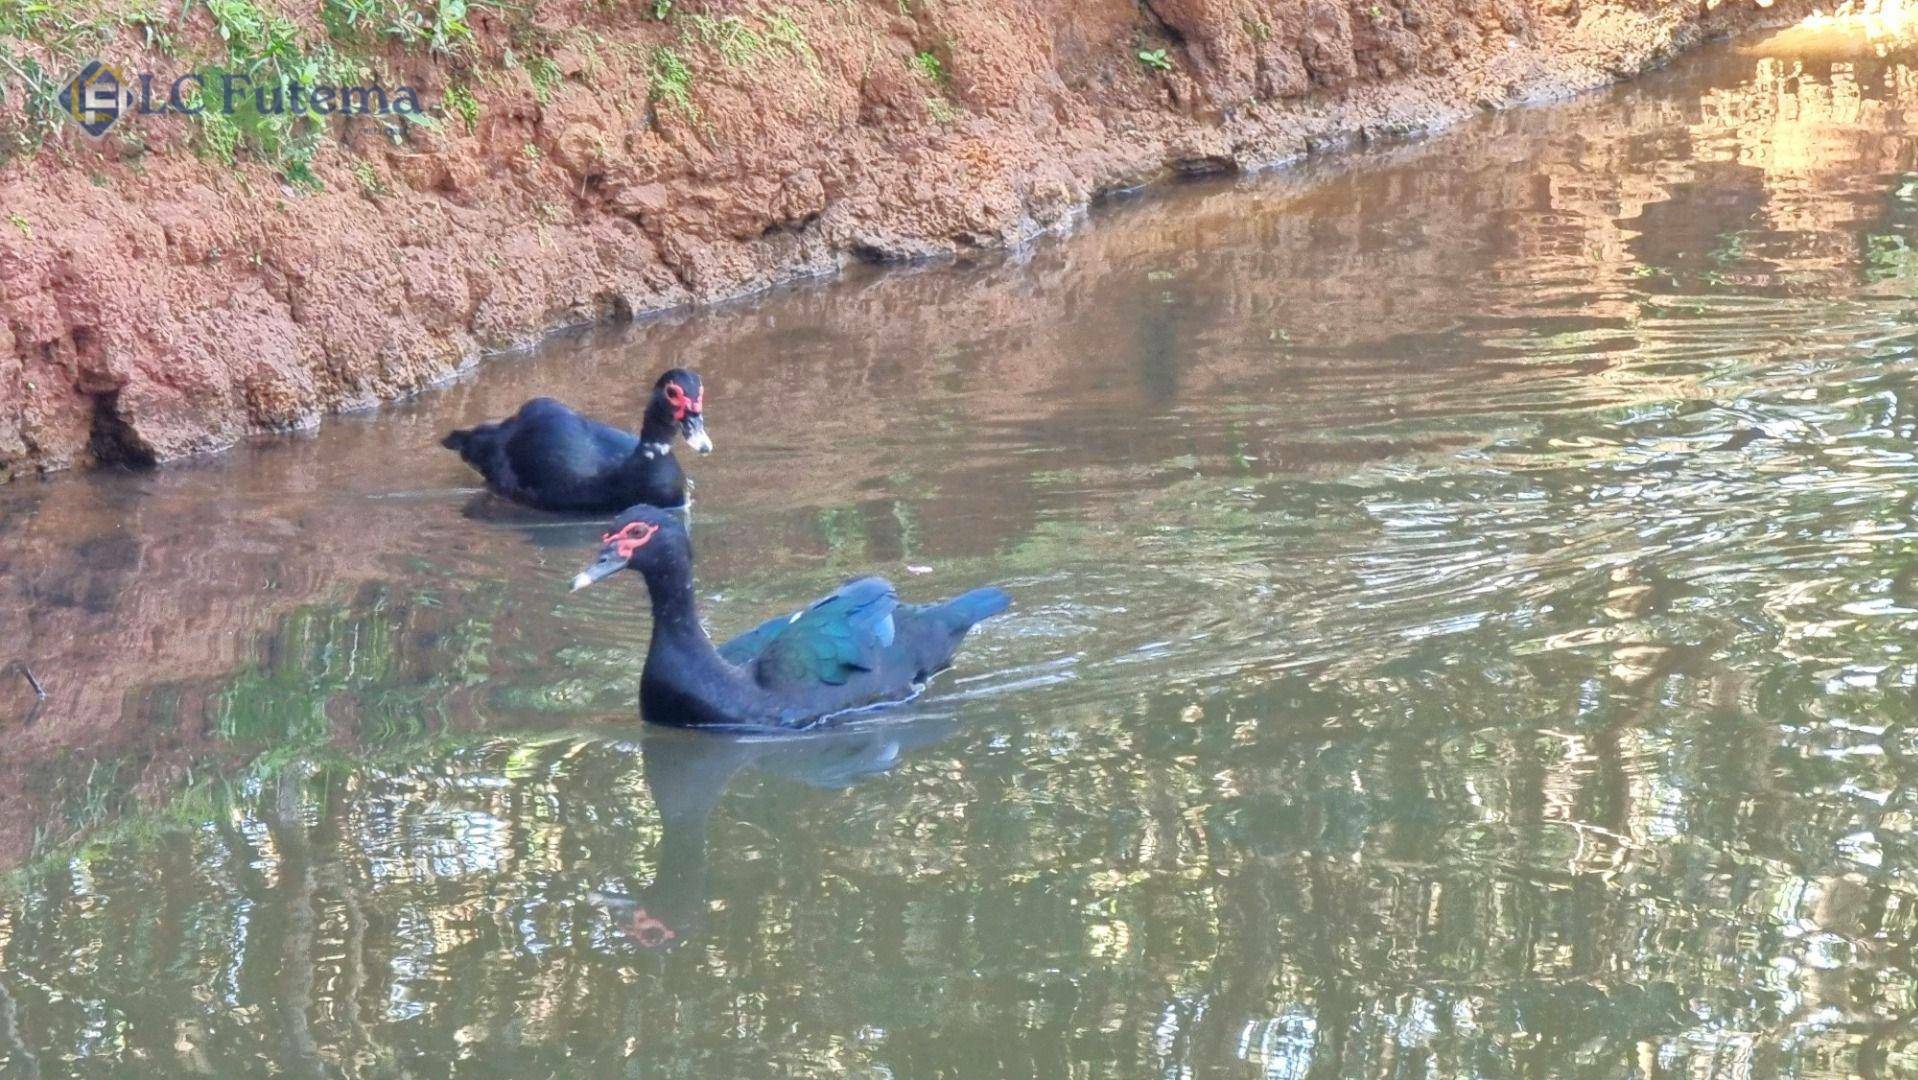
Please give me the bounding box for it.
[935,587,1011,634]
[441,422,495,463]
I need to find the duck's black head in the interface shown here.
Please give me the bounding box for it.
[571,505,692,591]
[642,369,711,455]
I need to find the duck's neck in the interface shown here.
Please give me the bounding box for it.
[642,557,707,646]
[638,559,752,720]
[631,409,677,462]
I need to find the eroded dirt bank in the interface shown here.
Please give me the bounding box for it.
[0,0,1815,476]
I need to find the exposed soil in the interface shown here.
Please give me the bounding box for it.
[0,0,1816,477]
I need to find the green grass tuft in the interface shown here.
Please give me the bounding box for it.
[650,44,696,120]
[526,53,559,102]
[444,81,479,132]
[350,158,386,196]
[909,49,947,87]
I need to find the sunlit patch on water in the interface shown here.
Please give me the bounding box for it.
[9,19,1918,1078]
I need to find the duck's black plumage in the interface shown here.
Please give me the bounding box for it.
[442,369,710,513]
[572,506,1011,729]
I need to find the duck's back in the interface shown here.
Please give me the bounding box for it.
[713,579,1011,725]
[445,398,684,512]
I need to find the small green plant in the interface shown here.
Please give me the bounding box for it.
[445,83,480,133]
[322,0,373,36]
[351,159,387,196]
[195,105,242,164]
[7,211,31,239]
[430,0,472,52]
[688,13,766,66]
[521,142,541,163]
[181,77,239,162]
[573,34,606,78]
[0,0,175,163]
[527,54,561,102]
[206,0,295,60]
[652,0,671,18]
[322,0,473,53]
[380,104,441,147]
[909,50,947,87]
[1138,48,1172,73]
[650,46,696,119]
[192,0,368,188]
[764,8,820,76]
[0,47,63,164]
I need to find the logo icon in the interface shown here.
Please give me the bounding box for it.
[59,61,125,137]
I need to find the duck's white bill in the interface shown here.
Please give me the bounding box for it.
[682,418,713,455]
[571,557,624,592]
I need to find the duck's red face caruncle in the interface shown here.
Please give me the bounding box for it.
[659,373,711,455]
[572,516,670,591]
[588,891,690,952]
[605,521,659,559]
[621,907,679,949]
[663,381,702,423]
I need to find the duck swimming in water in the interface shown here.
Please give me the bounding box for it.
[570,505,1011,729]
[442,369,711,513]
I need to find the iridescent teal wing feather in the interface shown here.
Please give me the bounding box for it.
[749,577,898,688]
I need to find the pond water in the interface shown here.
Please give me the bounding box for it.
[6,18,1918,1078]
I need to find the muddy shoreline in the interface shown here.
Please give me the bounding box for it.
[0,0,1816,478]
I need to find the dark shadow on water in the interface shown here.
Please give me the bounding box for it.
[591,716,961,951]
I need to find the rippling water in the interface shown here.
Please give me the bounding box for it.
[7,19,1918,1077]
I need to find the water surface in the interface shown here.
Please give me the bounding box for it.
[6,19,1918,1077]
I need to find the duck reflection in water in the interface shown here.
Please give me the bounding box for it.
[590,714,960,950]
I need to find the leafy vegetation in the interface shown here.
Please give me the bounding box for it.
[681,6,816,76]
[650,44,695,120]
[350,157,385,195]
[0,0,478,181]
[0,0,174,162]
[320,0,475,54]
[909,48,954,123]
[526,51,560,102]
[909,49,946,87]
[687,12,766,66]
[444,80,479,132]
[764,7,819,76]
